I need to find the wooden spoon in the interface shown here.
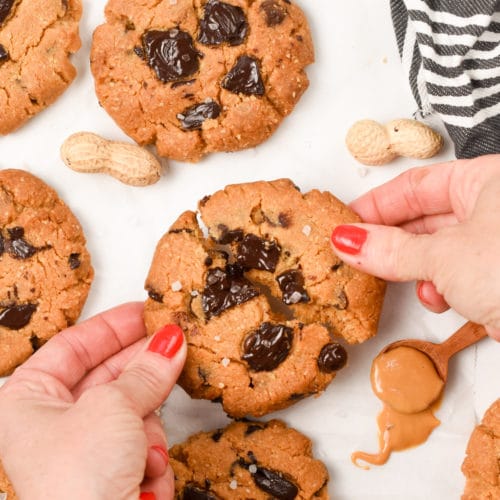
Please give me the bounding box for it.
[381,321,487,382]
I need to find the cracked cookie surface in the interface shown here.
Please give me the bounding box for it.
[462,398,500,499]
[144,179,386,417]
[0,0,81,134]
[0,169,93,376]
[90,0,313,162]
[170,419,329,499]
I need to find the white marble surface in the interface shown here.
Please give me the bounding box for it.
[1,0,499,498]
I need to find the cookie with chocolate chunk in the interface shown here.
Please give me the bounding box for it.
[0,169,93,376]
[462,398,500,499]
[144,179,385,417]
[0,0,81,134]
[170,419,329,499]
[0,460,16,500]
[90,0,313,162]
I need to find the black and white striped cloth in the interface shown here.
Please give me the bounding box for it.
[391,0,500,158]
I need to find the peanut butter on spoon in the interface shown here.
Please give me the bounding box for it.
[352,321,487,468]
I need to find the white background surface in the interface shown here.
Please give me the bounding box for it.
[1,0,500,498]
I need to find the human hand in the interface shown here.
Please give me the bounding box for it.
[330,155,500,340]
[0,302,186,500]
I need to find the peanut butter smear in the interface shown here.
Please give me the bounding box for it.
[352,346,444,468]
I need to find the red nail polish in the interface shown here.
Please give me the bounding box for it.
[416,281,431,306]
[139,493,156,500]
[148,324,184,358]
[151,445,169,466]
[331,225,367,255]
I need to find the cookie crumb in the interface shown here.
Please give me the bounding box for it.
[229,480,238,490]
[249,464,257,474]
[302,224,311,236]
[218,382,225,389]
[171,280,182,291]
[221,357,230,367]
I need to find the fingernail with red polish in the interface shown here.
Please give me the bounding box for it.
[151,445,169,466]
[331,225,367,255]
[416,281,431,306]
[139,493,156,500]
[148,324,184,358]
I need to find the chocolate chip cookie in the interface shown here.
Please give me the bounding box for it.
[462,398,500,499]
[0,0,81,134]
[0,169,93,376]
[144,179,386,417]
[0,460,16,500]
[170,419,329,499]
[91,0,313,162]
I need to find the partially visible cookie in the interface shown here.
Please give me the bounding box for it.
[0,460,16,500]
[462,398,500,499]
[0,169,93,376]
[170,419,329,499]
[0,0,82,134]
[144,179,385,417]
[91,0,313,162]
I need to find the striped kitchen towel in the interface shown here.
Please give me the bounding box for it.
[391,0,500,158]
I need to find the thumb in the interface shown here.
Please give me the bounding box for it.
[111,324,187,417]
[331,223,440,282]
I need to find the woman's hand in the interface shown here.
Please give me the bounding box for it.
[0,302,186,500]
[331,155,500,339]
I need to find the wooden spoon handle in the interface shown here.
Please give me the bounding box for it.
[438,321,487,359]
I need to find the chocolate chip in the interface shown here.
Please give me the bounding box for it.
[133,46,144,59]
[30,334,41,351]
[242,322,293,371]
[171,78,196,89]
[0,0,14,25]
[278,212,291,227]
[333,290,348,310]
[260,0,287,26]
[142,29,202,83]
[276,269,310,304]
[182,484,219,500]
[245,423,265,435]
[168,228,194,234]
[178,100,221,130]
[198,0,248,46]
[202,265,260,318]
[0,44,9,65]
[125,19,135,31]
[146,287,163,303]
[221,55,264,96]
[331,262,343,271]
[6,227,37,259]
[236,234,281,272]
[68,253,81,269]
[317,343,347,372]
[252,467,298,499]
[204,256,213,266]
[0,303,37,330]
[211,429,224,442]
[216,224,243,244]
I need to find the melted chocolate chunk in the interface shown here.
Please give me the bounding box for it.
[245,423,265,435]
[278,212,291,227]
[68,253,81,269]
[202,264,259,318]
[147,288,163,303]
[0,0,14,25]
[0,303,37,330]
[178,100,221,130]
[260,0,287,26]
[142,29,202,83]
[198,0,248,46]
[236,234,281,272]
[242,322,293,371]
[216,224,243,244]
[204,256,213,266]
[0,44,9,64]
[182,484,219,500]
[30,334,41,351]
[6,227,37,259]
[252,467,298,499]
[133,46,144,59]
[317,343,347,372]
[276,269,310,304]
[221,55,264,96]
